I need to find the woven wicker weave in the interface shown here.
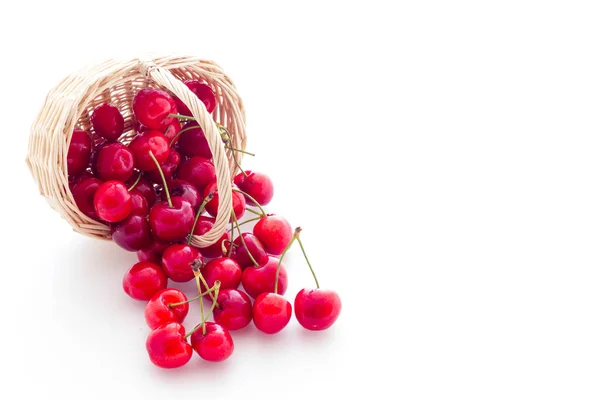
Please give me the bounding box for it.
[26,55,246,247]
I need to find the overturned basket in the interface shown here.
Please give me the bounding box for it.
[26,55,246,247]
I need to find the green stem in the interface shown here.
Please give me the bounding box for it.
[194,274,205,332]
[233,188,266,215]
[169,125,197,147]
[148,151,172,208]
[168,113,197,121]
[188,194,213,245]
[228,216,262,233]
[184,281,221,339]
[245,207,262,216]
[168,287,218,308]
[225,146,255,156]
[127,171,142,192]
[227,220,235,257]
[274,228,300,294]
[231,211,260,268]
[296,234,319,289]
[231,151,247,177]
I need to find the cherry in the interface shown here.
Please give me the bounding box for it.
[201,257,242,291]
[72,176,102,219]
[146,322,192,369]
[122,261,167,301]
[190,322,234,362]
[177,121,212,158]
[253,215,293,255]
[177,157,216,193]
[174,80,216,115]
[133,88,177,130]
[203,182,246,221]
[253,293,291,334]
[137,240,169,264]
[161,244,203,283]
[95,143,135,182]
[91,103,124,141]
[127,175,157,206]
[213,289,253,331]
[192,216,230,258]
[139,118,181,145]
[111,214,153,251]
[67,129,92,176]
[233,233,269,269]
[93,180,132,223]
[145,288,189,330]
[294,289,342,331]
[128,131,170,171]
[162,179,201,210]
[241,256,287,299]
[149,196,194,242]
[234,171,274,206]
[145,149,180,184]
[129,189,149,216]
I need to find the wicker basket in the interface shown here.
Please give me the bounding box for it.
[26,55,246,247]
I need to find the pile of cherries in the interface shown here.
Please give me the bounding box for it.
[66,80,342,369]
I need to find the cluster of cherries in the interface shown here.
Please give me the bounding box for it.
[66,80,342,369]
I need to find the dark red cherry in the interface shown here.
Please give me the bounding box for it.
[139,118,181,145]
[294,289,342,331]
[72,177,103,219]
[203,182,246,221]
[91,103,124,141]
[241,256,288,299]
[174,80,217,115]
[145,149,180,184]
[129,189,149,216]
[190,322,234,362]
[213,289,253,331]
[192,216,230,258]
[122,261,167,301]
[253,215,293,255]
[232,233,269,269]
[146,322,192,369]
[67,129,92,176]
[129,131,170,171]
[253,293,291,334]
[149,196,194,242]
[161,244,202,283]
[144,288,189,330]
[133,88,177,130]
[137,240,169,264]
[127,175,157,206]
[234,171,274,206]
[177,157,216,193]
[201,257,242,291]
[177,121,212,158]
[162,179,201,210]
[93,180,132,223]
[111,214,153,251]
[95,143,135,182]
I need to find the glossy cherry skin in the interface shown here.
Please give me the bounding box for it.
[139,118,181,145]
[127,175,157,206]
[213,289,253,331]
[133,88,177,130]
[122,261,167,301]
[233,233,269,269]
[146,322,193,369]
[174,80,216,115]
[93,180,132,223]
[190,322,234,362]
[294,289,342,331]
[67,129,92,176]
[128,131,170,171]
[145,288,189,330]
[234,171,274,206]
[177,157,216,193]
[253,215,293,255]
[149,196,194,242]
[111,214,153,251]
[145,149,180,184]
[241,257,288,299]
[162,179,201,210]
[177,121,212,158]
[203,182,246,221]
[192,216,230,258]
[72,176,102,219]
[253,293,292,334]
[201,257,242,291]
[161,244,202,283]
[129,189,149,216]
[95,143,135,182]
[91,103,124,141]
[137,240,169,264]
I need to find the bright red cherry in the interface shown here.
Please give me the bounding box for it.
[133,88,177,130]
[161,244,202,283]
[145,288,189,330]
[162,179,201,210]
[213,289,253,331]
[253,215,293,255]
[95,143,135,182]
[111,214,153,251]
[72,176,102,219]
[93,180,132,223]
[241,256,288,299]
[203,182,246,221]
[233,233,269,269]
[145,149,180,184]
[177,121,212,158]
[294,289,342,331]
[177,157,216,193]
[127,175,157,206]
[128,131,170,171]
[146,322,192,369]
[234,171,274,206]
[67,129,92,176]
[129,189,149,216]
[192,216,230,258]
[149,196,194,242]
[137,240,169,264]
[91,103,124,141]
[190,322,234,362]
[139,118,181,145]
[122,261,167,301]
[201,257,242,291]
[253,293,291,334]
[174,80,216,115]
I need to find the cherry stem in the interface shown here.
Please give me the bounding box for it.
[296,233,320,289]
[127,171,142,192]
[231,211,261,268]
[168,287,218,308]
[245,207,262,216]
[231,151,247,178]
[274,228,301,294]
[148,151,172,208]
[225,146,255,156]
[168,113,196,121]
[192,259,218,304]
[188,193,214,245]
[227,220,234,257]
[228,216,262,233]
[233,188,266,215]
[169,125,197,147]
[183,281,221,339]
[194,274,205,332]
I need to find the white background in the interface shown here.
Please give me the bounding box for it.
[1,1,600,399]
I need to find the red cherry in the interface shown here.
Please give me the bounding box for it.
[294,289,342,331]
[192,216,230,258]
[145,149,180,184]
[162,179,201,210]
[127,175,157,206]
[177,121,212,158]
[149,196,194,242]
[233,233,269,269]
[190,322,234,362]
[72,176,102,219]
[129,189,149,216]
[177,157,216,193]
[145,288,189,330]
[146,322,192,369]
[234,171,274,206]
[137,240,169,264]
[161,244,202,283]
[201,257,242,291]
[241,256,288,299]
[140,118,181,145]
[95,143,135,182]
[213,289,253,331]
[203,182,246,221]
[174,80,216,115]
[111,214,153,251]
[93,180,132,223]
[91,103,124,141]
[67,129,92,176]
[253,215,293,255]
[133,88,177,130]
[129,131,170,171]
[122,261,167,301]
[253,293,291,334]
